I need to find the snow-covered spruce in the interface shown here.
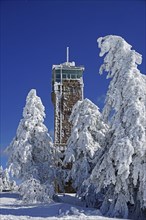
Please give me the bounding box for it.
[19,177,54,203]
[83,35,146,219]
[6,89,55,202]
[63,98,108,193]
[0,166,17,192]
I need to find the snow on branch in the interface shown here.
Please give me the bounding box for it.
[97,35,142,78]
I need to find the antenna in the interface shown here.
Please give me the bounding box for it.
[67,47,69,63]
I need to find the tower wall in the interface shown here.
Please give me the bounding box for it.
[52,62,84,151]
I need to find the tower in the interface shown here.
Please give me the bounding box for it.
[51,48,84,151]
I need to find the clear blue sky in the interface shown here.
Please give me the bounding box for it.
[1,0,146,168]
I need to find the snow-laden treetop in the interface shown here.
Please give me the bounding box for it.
[65,98,108,161]
[23,89,45,123]
[69,98,100,128]
[98,35,146,123]
[6,89,54,181]
[97,35,142,78]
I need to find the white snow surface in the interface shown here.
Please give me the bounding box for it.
[0,192,128,220]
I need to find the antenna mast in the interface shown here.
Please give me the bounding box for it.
[67,47,69,63]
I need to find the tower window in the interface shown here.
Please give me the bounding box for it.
[63,74,67,79]
[71,74,76,79]
[56,73,61,82]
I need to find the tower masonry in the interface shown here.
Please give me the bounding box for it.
[51,49,84,151]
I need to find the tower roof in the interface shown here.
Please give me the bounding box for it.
[52,62,84,71]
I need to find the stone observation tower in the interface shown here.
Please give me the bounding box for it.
[51,48,84,151]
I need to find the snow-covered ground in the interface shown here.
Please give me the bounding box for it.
[0,192,128,220]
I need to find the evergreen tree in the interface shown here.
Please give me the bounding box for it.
[6,89,55,202]
[0,166,17,192]
[63,98,108,193]
[19,177,54,203]
[84,35,146,219]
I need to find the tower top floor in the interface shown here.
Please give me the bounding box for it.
[52,61,85,92]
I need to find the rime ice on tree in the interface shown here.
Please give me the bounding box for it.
[51,48,85,151]
[84,35,146,220]
[6,89,54,184]
[0,166,17,192]
[6,89,55,202]
[63,99,108,192]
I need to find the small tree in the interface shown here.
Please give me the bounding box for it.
[6,89,55,201]
[19,177,54,203]
[63,98,108,193]
[84,35,146,219]
[0,166,17,192]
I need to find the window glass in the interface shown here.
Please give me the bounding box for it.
[71,74,76,79]
[75,71,81,78]
[56,70,60,74]
[54,69,83,81]
[63,74,67,78]
[56,73,60,78]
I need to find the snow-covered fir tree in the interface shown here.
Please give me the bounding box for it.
[0,166,17,192]
[83,35,146,219]
[19,177,54,203]
[63,98,108,193]
[6,89,55,202]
